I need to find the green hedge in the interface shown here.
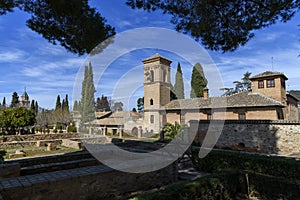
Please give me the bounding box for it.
[190,149,300,180]
[131,170,300,200]
[131,172,243,200]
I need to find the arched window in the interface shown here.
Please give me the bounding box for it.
[150,70,154,82]
[150,99,154,105]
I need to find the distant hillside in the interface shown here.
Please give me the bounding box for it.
[288,90,300,100]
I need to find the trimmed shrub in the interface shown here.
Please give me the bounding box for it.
[190,148,300,180]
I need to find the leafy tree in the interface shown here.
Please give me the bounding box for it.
[112,102,123,112]
[81,63,96,123]
[222,72,252,96]
[137,97,144,113]
[233,72,252,92]
[132,108,137,112]
[10,92,19,108]
[174,62,184,99]
[126,0,300,52]
[0,107,36,135]
[67,123,77,133]
[0,0,115,55]
[190,63,208,98]
[96,95,111,111]
[36,109,54,130]
[162,122,183,139]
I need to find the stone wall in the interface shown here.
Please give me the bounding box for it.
[190,120,300,155]
[0,133,80,143]
[0,163,177,199]
[0,163,20,179]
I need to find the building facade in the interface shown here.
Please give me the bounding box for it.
[142,54,299,133]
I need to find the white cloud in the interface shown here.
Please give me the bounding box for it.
[0,50,27,63]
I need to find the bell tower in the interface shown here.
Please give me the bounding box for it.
[143,53,171,133]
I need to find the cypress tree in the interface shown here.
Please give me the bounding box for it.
[10,92,19,108]
[30,100,35,112]
[62,94,69,114]
[55,95,62,111]
[190,63,208,98]
[73,100,79,111]
[35,101,38,115]
[174,62,185,99]
[81,62,96,123]
[2,97,6,109]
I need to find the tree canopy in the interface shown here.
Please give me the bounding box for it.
[0,0,115,55]
[126,0,300,52]
[96,95,111,112]
[221,71,252,96]
[0,107,36,135]
[2,1,298,54]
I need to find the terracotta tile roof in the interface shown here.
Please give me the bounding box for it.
[92,118,126,126]
[92,111,143,126]
[142,53,172,64]
[250,71,288,80]
[163,91,284,110]
[95,111,112,119]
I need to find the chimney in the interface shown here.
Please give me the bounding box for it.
[203,87,209,99]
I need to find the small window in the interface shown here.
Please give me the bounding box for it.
[238,113,246,120]
[150,99,154,105]
[267,79,275,88]
[150,70,154,82]
[150,115,154,124]
[258,80,264,88]
[207,114,212,120]
[162,70,166,82]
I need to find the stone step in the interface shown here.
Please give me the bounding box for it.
[6,150,94,168]
[21,158,100,176]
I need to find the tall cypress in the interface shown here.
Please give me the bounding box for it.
[10,92,19,108]
[73,100,79,111]
[55,95,62,111]
[62,94,69,114]
[30,100,35,112]
[35,101,38,115]
[81,62,96,123]
[174,62,185,99]
[2,97,6,109]
[190,63,208,98]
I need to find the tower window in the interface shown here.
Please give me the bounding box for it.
[267,79,275,88]
[258,80,264,88]
[150,99,154,105]
[150,115,154,124]
[150,70,154,82]
[162,70,166,82]
[238,113,246,120]
[207,114,212,120]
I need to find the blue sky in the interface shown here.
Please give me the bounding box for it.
[0,1,299,110]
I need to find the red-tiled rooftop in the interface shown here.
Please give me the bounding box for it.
[250,71,288,80]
